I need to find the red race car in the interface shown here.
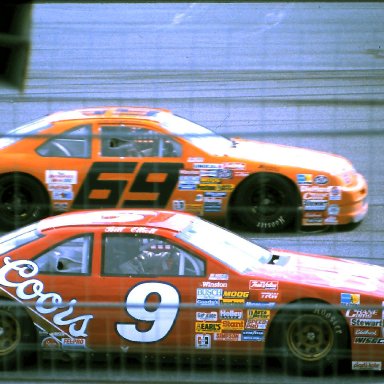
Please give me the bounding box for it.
[0,209,382,374]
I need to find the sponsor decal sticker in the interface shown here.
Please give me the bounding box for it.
[223,291,249,299]
[196,288,223,300]
[213,333,242,342]
[221,298,245,305]
[258,291,279,301]
[328,204,340,216]
[195,322,222,333]
[350,318,383,327]
[296,174,313,184]
[354,328,379,337]
[341,293,360,306]
[249,280,278,290]
[314,175,329,185]
[346,309,379,318]
[242,330,265,341]
[329,186,342,200]
[62,338,86,349]
[196,312,218,322]
[172,200,186,210]
[201,281,228,288]
[245,319,268,330]
[247,309,270,320]
[195,334,211,349]
[220,309,243,320]
[41,337,61,350]
[196,299,220,306]
[354,337,384,344]
[221,320,245,331]
[193,163,223,170]
[209,274,229,281]
[352,361,382,371]
[46,170,78,184]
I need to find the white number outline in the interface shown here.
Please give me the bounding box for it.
[116,281,180,343]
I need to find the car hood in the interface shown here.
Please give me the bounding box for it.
[257,249,384,294]
[226,139,354,174]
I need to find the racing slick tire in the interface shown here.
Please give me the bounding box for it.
[0,173,50,230]
[0,301,36,370]
[266,301,350,376]
[233,173,299,232]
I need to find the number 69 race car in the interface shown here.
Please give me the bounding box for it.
[0,209,382,374]
[0,106,368,232]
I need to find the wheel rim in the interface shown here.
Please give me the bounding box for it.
[0,310,21,356]
[250,185,285,218]
[287,314,334,362]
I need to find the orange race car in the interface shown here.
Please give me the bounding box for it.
[0,209,382,374]
[0,106,368,231]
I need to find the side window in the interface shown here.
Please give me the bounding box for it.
[102,234,205,277]
[36,125,91,158]
[33,235,92,274]
[100,126,181,158]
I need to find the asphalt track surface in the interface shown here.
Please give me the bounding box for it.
[0,3,383,383]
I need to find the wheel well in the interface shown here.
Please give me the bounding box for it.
[265,298,351,352]
[0,296,37,334]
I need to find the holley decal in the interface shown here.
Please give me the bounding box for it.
[0,257,93,337]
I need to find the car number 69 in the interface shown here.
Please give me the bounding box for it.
[116,282,180,343]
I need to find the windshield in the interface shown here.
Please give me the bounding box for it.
[176,218,272,273]
[158,113,233,153]
[0,224,42,255]
[0,118,52,149]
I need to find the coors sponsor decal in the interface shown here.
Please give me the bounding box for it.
[0,258,93,338]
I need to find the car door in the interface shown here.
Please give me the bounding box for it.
[71,124,184,211]
[81,229,210,355]
[34,123,95,213]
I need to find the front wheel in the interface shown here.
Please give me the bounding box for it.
[233,173,299,232]
[0,174,50,230]
[266,303,349,375]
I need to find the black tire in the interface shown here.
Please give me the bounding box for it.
[233,173,299,232]
[0,301,36,370]
[266,302,349,376]
[0,174,50,230]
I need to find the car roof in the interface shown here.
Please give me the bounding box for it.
[45,106,172,124]
[37,209,196,233]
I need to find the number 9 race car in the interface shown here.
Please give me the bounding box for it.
[0,209,382,374]
[0,106,368,232]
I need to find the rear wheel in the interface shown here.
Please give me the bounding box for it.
[0,302,36,369]
[233,173,299,232]
[0,174,49,229]
[266,302,349,375]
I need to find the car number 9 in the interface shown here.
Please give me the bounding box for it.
[116,282,180,343]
